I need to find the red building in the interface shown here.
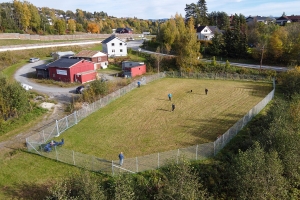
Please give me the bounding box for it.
[122,61,146,78]
[73,50,109,69]
[47,58,97,83]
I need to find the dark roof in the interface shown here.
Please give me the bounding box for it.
[276,16,290,20]
[33,64,49,70]
[196,25,208,32]
[102,35,125,44]
[47,58,82,68]
[208,26,221,34]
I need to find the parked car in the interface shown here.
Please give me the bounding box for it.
[75,85,85,94]
[29,57,40,63]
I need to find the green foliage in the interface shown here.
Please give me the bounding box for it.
[278,66,300,98]
[227,142,287,199]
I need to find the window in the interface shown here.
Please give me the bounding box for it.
[53,74,55,77]
[98,57,101,61]
[112,49,115,52]
[111,43,115,46]
[120,49,123,52]
[204,29,208,32]
[120,43,123,46]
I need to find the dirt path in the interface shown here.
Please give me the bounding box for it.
[0,102,66,152]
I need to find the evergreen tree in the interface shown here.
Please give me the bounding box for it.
[185,0,208,26]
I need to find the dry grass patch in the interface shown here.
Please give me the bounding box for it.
[58,78,272,160]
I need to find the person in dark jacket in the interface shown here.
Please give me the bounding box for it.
[205,88,208,95]
[119,152,124,166]
[172,103,175,112]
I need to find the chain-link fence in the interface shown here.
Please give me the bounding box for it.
[26,72,275,175]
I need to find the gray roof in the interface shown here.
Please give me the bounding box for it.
[102,35,125,44]
[47,58,82,68]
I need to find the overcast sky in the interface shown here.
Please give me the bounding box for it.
[1,0,299,19]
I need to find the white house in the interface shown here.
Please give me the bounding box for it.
[196,26,221,40]
[101,35,127,57]
[276,16,292,26]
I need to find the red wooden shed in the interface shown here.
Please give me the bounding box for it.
[122,61,146,78]
[47,58,96,83]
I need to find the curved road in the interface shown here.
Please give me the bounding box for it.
[14,60,77,102]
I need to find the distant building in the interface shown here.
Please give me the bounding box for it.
[115,27,133,34]
[196,25,221,40]
[73,50,109,69]
[122,61,146,78]
[102,35,127,57]
[276,16,292,26]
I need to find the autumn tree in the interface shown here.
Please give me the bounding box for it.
[87,22,99,33]
[67,19,76,34]
[27,2,40,32]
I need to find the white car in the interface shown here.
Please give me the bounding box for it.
[29,57,40,63]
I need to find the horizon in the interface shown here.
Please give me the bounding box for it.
[0,0,299,19]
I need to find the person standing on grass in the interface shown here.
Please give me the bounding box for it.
[137,81,141,88]
[119,152,124,166]
[205,88,208,95]
[172,103,175,112]
[168,93,172,101]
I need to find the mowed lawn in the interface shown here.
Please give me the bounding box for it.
[59,78,272,160]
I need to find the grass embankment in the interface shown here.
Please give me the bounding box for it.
[57,78,272,160]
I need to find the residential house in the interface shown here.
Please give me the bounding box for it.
[47,58,97,83]
[73,50,109,69]
[52,51,75,60]
[102,35,127,57]
[115,27,133,34]
[276,16,292,25]
[196,26,221,40]
[246,16,276,24]
[287,15,300,23]
[122,61,146,78]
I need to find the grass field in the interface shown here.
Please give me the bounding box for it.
[57,78,272,160]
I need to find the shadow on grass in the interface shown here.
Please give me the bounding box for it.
[1,182,51,200]
[157,108,170,112]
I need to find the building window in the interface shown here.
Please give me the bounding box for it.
[98,57,101,61]
[53,74,55,77]
[204,29,207,32]
[120,43,122,46]
[112,49,115,52]
[111,43,115,46]
[120,49,123,52]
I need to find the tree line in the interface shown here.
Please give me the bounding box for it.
[0,1,159,34]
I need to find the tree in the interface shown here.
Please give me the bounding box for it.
[87,22,100,33]
[228,142,287,199]
[159,160,211,199]
[185,0,208,26]
[27,2,40,32]
[54,19,66,35]
[208,11,230,29]
[67,19,76,34]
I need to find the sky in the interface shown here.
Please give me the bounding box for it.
[2,0,300,19]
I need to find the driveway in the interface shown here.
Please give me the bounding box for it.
[14,60,77,102]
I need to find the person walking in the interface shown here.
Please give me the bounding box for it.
[119,152,124,166]
[205,88,208,95]
[168,93,172,101]
[137,81,141,88]
[172,103,175,112]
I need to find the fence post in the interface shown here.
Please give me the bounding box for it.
[112,161,114,176]
[72,150,75,165]
[74,111,77,124]
[214,141,216,156]
[177,149,180,164]
[55,146,58,161]
[66,116,69,129]
[42,130,45,143]
[157,153,160,168]
[56,120,59,137]
[136,157,138,172]
[196,145,198,160]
